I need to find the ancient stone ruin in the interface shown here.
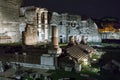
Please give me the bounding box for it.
[23,24,38,45]
[0,0,23,43]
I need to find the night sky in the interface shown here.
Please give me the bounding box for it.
[23,0,120,19]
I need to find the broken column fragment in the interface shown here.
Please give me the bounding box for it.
[23,24,38,45]
[48,24,62,55]
[52,25,59,48]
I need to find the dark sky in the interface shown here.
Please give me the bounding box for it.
[23,0,120,19]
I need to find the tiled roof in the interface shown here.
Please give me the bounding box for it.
[67,45,88,60]
[67,44,96,61]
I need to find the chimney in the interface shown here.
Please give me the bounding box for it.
[52,25,59,48]
[80,35,88,45]
[69,36,74,43]
[67,36,75,47]
[74,36,79,45]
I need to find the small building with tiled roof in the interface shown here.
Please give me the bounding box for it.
[59,45,96,72]
[59,36,96,72]
[67,45,89,62]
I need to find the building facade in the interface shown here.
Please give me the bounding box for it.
[20,6,49,44]
[98,23,120,40]
[50,12,101,43]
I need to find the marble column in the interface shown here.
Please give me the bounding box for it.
[44,11,48,40]
[52,25,59,48]
[38,11,42,42]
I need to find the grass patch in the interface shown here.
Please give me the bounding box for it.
[59,43,67,47]
[81,66,100,80]
[88,42,120,47]
[48,68,100,80]
[48,69,87,80]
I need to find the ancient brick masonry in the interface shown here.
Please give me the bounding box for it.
[23,24,38,45]
[0,0,102,44]
[0,0,23,43]
[20,7,49,43]
[50,12,101,43]
[51,25,59,48]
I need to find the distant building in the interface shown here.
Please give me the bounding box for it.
[97,18,120,40]
[98,23,120,39]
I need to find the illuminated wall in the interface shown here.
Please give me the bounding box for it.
[0,0,23,43]
[50,12,101,43]
[20,6,49,43]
